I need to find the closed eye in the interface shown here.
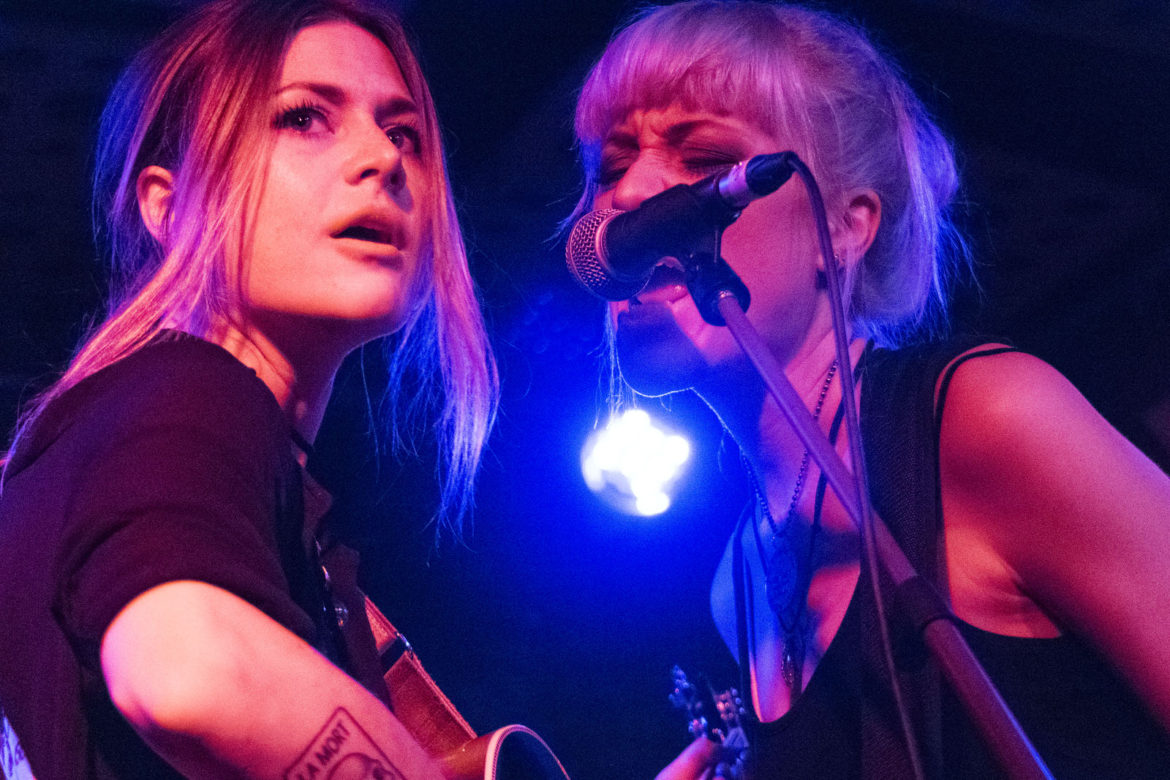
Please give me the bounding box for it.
[598,165,627,189]
[683,152,740,177]
[599,151,632,188]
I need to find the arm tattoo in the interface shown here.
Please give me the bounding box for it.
[285,708,406,780]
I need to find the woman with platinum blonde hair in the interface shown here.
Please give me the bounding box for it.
[0,1,495,777]
[568,2,1170,777]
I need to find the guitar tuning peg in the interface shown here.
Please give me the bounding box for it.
[687,717,708,740]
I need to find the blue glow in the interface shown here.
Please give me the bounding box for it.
[581,409,692,516]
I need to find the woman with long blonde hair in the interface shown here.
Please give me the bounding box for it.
[0,1,495,777]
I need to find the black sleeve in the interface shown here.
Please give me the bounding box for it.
[50,341,316,667]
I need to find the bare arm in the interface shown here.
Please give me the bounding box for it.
[101,580,444,780]
[939,350,1170,731]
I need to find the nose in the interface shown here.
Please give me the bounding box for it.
[608,154,674,212]
[345,120,406,192]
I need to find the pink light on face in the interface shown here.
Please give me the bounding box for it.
[239,21,428,353]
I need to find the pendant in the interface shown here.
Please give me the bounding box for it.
[765,533,798,623]
[781,632,805,695]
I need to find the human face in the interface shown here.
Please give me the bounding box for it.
[241,21,427,351]
[596,105,822,397]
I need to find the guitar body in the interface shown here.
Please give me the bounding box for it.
[438,724,568,780]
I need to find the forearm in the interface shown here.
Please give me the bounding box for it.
[102,581,444,779]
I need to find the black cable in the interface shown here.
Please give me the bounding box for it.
[786,155,926,780]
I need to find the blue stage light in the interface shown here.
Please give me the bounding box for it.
[581,409,692,516]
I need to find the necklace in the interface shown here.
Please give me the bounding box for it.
[750,358,838,699]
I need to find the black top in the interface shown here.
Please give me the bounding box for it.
[745,341,1170,778]
[0,333,342,780]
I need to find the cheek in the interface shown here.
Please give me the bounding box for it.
[592,187,614,211]
[247,172,313,268]
[235,182,321,310]
[725,192,816,273]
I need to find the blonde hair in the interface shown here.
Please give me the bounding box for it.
[6,0,496,537]
[570,0,968,347]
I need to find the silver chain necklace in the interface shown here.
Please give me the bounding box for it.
[749,358,838,699]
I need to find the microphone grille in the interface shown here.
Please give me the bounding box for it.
[565,209,649,301]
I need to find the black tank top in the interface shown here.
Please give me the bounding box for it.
[744,341,1170,779]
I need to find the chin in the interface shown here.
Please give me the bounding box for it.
[280,305,411,350]
[614,310,707,397]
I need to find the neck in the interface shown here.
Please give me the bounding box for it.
[197,319,344,444]
[704,330,865,514]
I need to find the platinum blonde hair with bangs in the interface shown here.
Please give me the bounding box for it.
[6,0,497,536]
[570,0,968,348]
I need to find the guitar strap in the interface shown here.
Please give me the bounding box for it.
[360,593,477,756]
[316,542,395,709]
[316,540,477,758]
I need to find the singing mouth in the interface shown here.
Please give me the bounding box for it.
[332,212,402,248]
[335,225,394,244]
[633,258,687,302]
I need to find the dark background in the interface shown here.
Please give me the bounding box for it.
[2,1,1169,777]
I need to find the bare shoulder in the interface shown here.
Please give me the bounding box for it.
[931,347,1156,497]
[937,346,1170,652]
[936,347,1088,461]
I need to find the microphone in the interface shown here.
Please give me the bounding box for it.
[565,152,795,300]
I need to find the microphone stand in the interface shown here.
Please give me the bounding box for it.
[710,293,1049,780]
[678,155,1053,780]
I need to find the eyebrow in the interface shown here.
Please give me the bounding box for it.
[602,118,733,149]
[276,81,418,117]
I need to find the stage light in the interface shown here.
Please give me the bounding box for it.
[581,409,692,516]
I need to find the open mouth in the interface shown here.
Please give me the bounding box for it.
[335,225,395,245]
[639,259,687,294]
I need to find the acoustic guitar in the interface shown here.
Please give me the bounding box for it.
[319,542,569,780]
[363,596,570,780]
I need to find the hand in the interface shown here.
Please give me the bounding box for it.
[655,736,737,780]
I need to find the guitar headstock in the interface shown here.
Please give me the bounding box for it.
[669,665,712,741]
[711,686,745,733]
[668,665,746,741]
[668,665,751,779]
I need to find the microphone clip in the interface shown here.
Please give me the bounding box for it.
[681,239,751,327]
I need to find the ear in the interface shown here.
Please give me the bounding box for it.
[136,165,175,245]
[823,188,881,269]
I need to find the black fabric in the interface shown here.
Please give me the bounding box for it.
[748,579,863,778]
[854,338,992,780]
[746,339,1170,778]
[0,333,344,780]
